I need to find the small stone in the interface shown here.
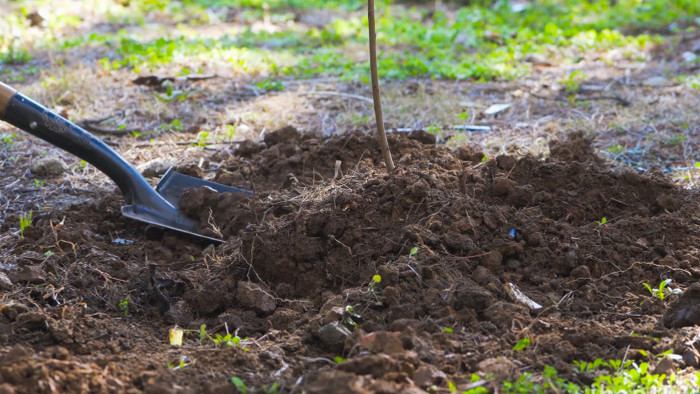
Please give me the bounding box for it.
[237,281,276,315]
[360,331,404,354]
[318,322,351,351]
[263,125,300,146]
[413,365,447,388]
[0,272,12,290]
[138,159,173,178]
[31,156,69,176]
[523,53,551,66]
[19,251,46,262]
[8,265,45,284]
[477,357,517,381]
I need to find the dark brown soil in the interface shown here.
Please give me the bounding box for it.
[0,127,699,393]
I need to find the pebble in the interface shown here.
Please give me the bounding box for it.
[318,322,351,351]
[30,156,68,176]
[0,273,12,290]
[8,265,45,284]
[138,159,173,178]
[413,365,447,387]
[476,357,517,381]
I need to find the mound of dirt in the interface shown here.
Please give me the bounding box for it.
[0,127,698,392]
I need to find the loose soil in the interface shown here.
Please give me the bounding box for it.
[0,126,699,393]
[0,127,700,393]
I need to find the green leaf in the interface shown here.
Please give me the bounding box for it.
[231,377,247,394]
[409,246,419,256]
[513,337,531,351]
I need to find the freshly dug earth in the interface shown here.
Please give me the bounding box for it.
[0,127,699,393]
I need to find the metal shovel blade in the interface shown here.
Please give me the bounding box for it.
[156,167,253,207]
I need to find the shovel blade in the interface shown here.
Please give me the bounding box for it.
[155,167,253,208]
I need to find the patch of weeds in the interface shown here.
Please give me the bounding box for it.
[333,356,346,363]
[198,324,250,349]
[607,144,624,155]
[562,70,586,93]
[256,78,285,92]
[166,360,186,370]
[118,295,130,317]
[34,179,46,187]
[503,365,581,393]
[0,133,17,148]
[19,210,32,239]
[643,279,681,301]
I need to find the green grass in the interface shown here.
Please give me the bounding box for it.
[1,0,698,81]
[498,358,700,394]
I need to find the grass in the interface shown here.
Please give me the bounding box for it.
[495,358,700,394]
[2,0,698,82]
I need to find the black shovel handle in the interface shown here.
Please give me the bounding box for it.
[0,81,168,209]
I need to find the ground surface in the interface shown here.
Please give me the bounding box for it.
[1,1,700,393]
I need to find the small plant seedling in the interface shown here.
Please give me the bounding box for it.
[19,210,32,239]
[643,279,681,301]
[442,327,454,333]
[481,154,488,163]
[44,250,54,258]
[231,376,248,394]
[166,360,186,370]
[119,295,130,317]
[34,179,46,187]
[333,356,346,363]
[368,275,382,301]
[596,217,608,226]
[513,337,531,351]
[409,246,419,257]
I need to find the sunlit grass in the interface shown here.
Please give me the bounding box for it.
[1,0,698,81]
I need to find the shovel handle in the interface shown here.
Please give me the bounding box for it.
[0,81,162,208]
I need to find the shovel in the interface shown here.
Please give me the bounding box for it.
[0,81,251,242]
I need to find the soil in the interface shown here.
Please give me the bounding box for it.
[0,126,699,393]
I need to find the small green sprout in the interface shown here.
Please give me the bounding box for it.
[231,376,248,394]
[118,295,130,317]
[513,337,531,351]
[481,154,488,163]
[166,360,186,370]
[643,279,681,301]
[19,210,32,239]
[442,327,454,333]
[34,179,46,187]
[44,250,54,258]
[596,217,608,226]
[333,356,346,363]
[409,246,419,257]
